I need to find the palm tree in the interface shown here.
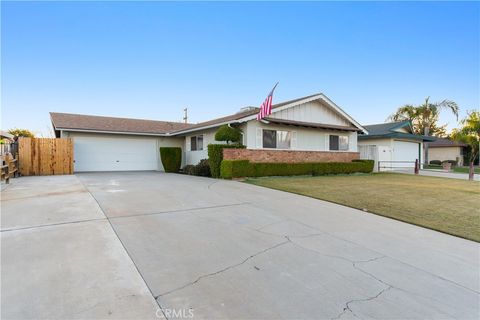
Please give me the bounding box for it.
[451,110,480,180]
[389,97,459,164]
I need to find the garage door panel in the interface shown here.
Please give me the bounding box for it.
[74,136,158,172]
[393,141,419,168]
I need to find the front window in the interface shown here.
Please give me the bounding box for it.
[329,135,349,151]
[263,130,291,149]
[190,135,204,151]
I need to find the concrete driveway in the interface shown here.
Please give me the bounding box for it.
[1,172,479,319]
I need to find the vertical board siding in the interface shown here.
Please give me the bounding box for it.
[19,138,73,176]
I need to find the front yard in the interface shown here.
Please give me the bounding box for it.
[246,173,480,242]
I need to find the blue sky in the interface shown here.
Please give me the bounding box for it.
[2,1,479,136]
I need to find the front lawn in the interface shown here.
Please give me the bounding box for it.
[423,165,480,174]
[246,173,480,242]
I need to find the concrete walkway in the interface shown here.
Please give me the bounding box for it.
[392,168,479,181]
[2,172,479,319]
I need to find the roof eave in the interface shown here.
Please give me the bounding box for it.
[56,128,170,137]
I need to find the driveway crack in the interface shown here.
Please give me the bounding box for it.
[331,285,393,320]
[156,239,290,298]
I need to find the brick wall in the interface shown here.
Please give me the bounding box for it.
[223,148,360,163]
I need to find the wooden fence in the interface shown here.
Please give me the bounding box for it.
[19,138,73,176]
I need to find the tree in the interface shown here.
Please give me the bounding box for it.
[214,125,242,144]
[451,110,479,180]
[8,128,35,138]
[388,97,459,164]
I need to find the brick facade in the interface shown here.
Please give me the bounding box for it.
[223,148,360,163]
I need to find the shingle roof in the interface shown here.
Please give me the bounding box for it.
[170,93,324,133]
[50,112,193,135]
[51,93,364,136]
[362,121,411,135]
[359,121,436,142]
[428,138,467,147]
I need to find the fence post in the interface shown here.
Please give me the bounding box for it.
[414,159,419,175]
[377,161,381,172]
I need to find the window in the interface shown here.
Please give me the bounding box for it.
[263,130,276,148]
[262,130,291,149]
[329,135,349,151]
[190,135,204,151]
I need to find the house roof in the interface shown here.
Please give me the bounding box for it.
[359,121,436,142]
[0,131,14,139]
[51,93,367,136]
[171,93,367,134]
[428,137,467,148]
[264,118,361,132]
[50,112,193,135]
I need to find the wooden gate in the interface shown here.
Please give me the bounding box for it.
[19,138,74,176]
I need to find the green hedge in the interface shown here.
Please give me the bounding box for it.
[207,144,245,178]
[159,147,182,173]
[220,159,374,179]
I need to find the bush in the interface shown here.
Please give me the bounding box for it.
[207,144,245,178]
[159,147,182,173]
[183,165,196,175]
[220,160,252,179]
[430,160,442,165]
[220,159,374,179]
[214,125,242,144]
[183,159,211,177]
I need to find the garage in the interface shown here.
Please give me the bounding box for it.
[393,140,421,168]
[50,112,192,172]
[73,135,159,172]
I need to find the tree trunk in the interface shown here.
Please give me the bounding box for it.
[424,126,430,165]
[469,161,474,181]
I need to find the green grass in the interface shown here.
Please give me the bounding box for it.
[245,173,480,242]
[453,166,480,174]
[424,165,480,174]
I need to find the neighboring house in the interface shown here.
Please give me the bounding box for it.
[427,138,467,166]
[358,121,435,171]
[0,131,14,156]
[50,93,367,172]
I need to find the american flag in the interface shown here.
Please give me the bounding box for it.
[256,83,278,121]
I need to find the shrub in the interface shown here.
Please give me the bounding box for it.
[183,165,196,175]
[194,159,211,176]
[159,147,182,173]
[220,159,374,179]
[208,144,245,178]
[442,160,457,166]
[220,160,252,179]
[183,159,211,177]
[430,160,442,165]
[214,125,242,144]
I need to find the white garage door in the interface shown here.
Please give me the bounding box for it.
[393,140,420,168]
[73,136,158,172]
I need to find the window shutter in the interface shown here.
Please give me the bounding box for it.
[256,128,263,148]
[291,131,297,149]
[186,137,191,151]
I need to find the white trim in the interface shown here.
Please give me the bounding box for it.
[247,147,358,153]
[234,94,367,134]
[56,128,169,137]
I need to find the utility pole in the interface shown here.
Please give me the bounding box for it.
[183,108,188,123]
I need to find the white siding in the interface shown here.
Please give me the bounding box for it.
[269,100,351,126]
[428,147,463,165]
[244,121,357,152]
[184,128,221,165]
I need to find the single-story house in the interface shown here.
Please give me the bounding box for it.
[427,138,467,166]
[50,93,367,172]
[358,121,435,171]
